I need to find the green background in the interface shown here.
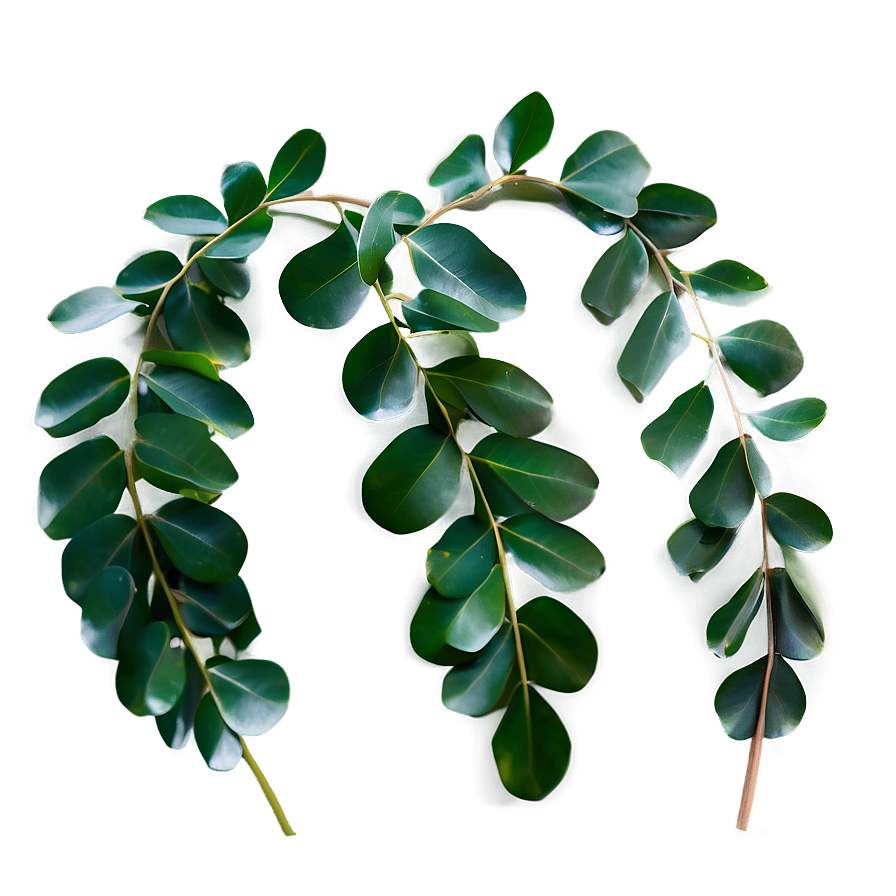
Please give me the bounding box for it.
[8,1,883,893]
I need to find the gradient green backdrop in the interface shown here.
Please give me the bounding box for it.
[2,2,894,894]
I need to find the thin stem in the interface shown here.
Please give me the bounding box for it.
[240,738,296,836]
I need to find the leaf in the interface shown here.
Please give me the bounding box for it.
[667,518,737,581]
[145,195,227,236]
[48,286,146,333]
[204,210,273,259]
[175,575,251,637]
[279,219,370,329]
[746,439,773,498]
[133,413,238,496]
[358,191,424,284]
[116,251,183,298]
[563,193,625,235]
[228,608,262,652]
[640,382,714,477]
[426,515,498,598]
[142,350,220,381]
[362,425,463,534]
[207,658,289,736]
[142,366,253,439]
[689,438,757,528]
[39,436,127,540]
[747,398,827,441]
[500,514,605,592]
[155,652,203,750]
[220,161,266,223]
[492,684,570,800]
[686,260,771,306]
[149,498,247,583]
[714,655,806,740]
[267,129,326,201]
[194,693,243,771]
[116,622,186,717]
[441,565,506,652]
[35,357,130,438]
[770,568,824,661]
[79,566,135,659]
[765,492,833,552]
[469,433,598,521]
[494,91,554,174]
[717,320,804,396]
[403,289,500,334]
[410,589,482,666]
[428,135,491,204]
[405,223,526,323]
[706,569,764,658]
[341,324,417,421]
[631,183,717,249]
[518,596,597,693]
[197,256,251,300]
[164,279,251,368]
[442,623,517,717]
[617,291,690,400]
[427,356,552,437]
[581,228,649,324]
[559,131,650,217]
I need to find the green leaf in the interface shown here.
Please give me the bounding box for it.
[361,425,463,534]
[770,568,824,661]
[714,655,806,740]
[428,135,491,204]
[441,565,506,652]
[469,433,598,521]
[403,289,500,334]
[689,438,757,528]
[164,279,250,368]
[208,658,289,736]
[279,219,370,329]
[405,223,526,323]
[667,518,737,581]
[133,413,238,496]
[204,210,273,259]
[116,251,183,298]
[267,129,326,201]
[746,439,773,499]
[581,228,649,324]
[765,492,833,552]
[197,257,251,300]
[500,514,605,592]
[221,161,266,223]
[228,608,262,652]
[640,382,714,478]
[358,191,424,284]
[175,575,251,636]
[686,260,771,306]
[142,366,253,439]
[492,684,570,800]
[518,596,597,693]
[426,515,498,598]
[48,286,146,333]
[35,357,130,438]
[559,131,650,217]
[717,320,804,396]
[145,195,227,236]
[79,566,135,659]
[194,693,243,771]
[442,623,516,716]
[427,356,552,437]
[706,569,764,658]
[747,398,827,441]
[149,498,247,583]
[116,622,187,716]
[342,324,417,420]
[410,589,481,666]
[617,291,690,400]
[156,652,203,750]
[142,350,220,381]
[563,193,625,235]
[631,183,717,249]
[494,91,554,174]
[39,436,127,540]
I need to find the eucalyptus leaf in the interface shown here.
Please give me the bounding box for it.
[748,398,827,441]
[426,515,498,599]
[194,693,243,771]
[403,289,500,334]
[145,195,227,236]
[770,568,824,660]
[267,129,326,201]
[221,161,266,223]
[667,518,737,581]
[358,191,424,284]
[116,622,186,717]
[581,228,649,324]
[717,320,804,396]
[342,324,417,420]
[428,134,491,204]
[686,260,771,306]
[689,438,756,528]
[442,623,516,716]
[79,566,136,659]
[631,183,717,249]
[765,492,833,552]
[640,382,714,477]
[706,569,764,658]
[208,658,289,736]
[48,287,146,333]
[494,91,554,174]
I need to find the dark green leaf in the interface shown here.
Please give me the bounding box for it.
[116,622,186,716]
[208,658,289,736]
[428,134,491,204]
[116,251,183,298]
[745,438,773,498]
[640,382,714,477]
[770,568,824,660]
[197,256,251,300]
[221,161,266,223]
[686,260,771,306]
[441,565,506,652]
[689,438,756,528]
[145,195,226,236]
[747,398,827,441]
[142,350,220,381]
[175,574,251,636]
[765,492,833,552]
[706,569,764,658]
[342,324,417,420]
[442,623,516,716]
[581,228,649,324]
[48,286,146,333]
[717,320,804,396]
[204,210,273,259]
[667,518,737,581]
[358,191,424,284]
[410,589,482,666]
[494,91,553,174]
[194,693,243,771]
[403,289,500,334]
[156,652,203,750]
[426,515,498,598]
[631,183,717,249]
[563,193,625,235]
[79,566,135,658]
[267,129,326,201]
[228,608,262,652]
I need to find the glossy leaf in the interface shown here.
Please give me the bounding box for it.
[221,161,266,223]
[116,622,186,717]
[581,228,649,324]
[428,135,491,204]
[197,256,251,300]
[492,684,570,800]
[358,191,424,284]
[403,289,500,334]
[500,514,605,592]
[405,223,526,323]
[689,438,756,528]
[494,91,553,174]
[36,357,130,438]
[706,569,764,658]
[156,652,203,750]
[559,130,650,217]
[145,195,226,236]
[770,568,824,660]
[361,425,463,534]
[442,565,506,652]
[61,514,145,602]
[667,518,737,581]
[208,659,289,736]
[175,575,251,637]
[631,183,717,249]
[442,623,516,716]
[228,608,262,652]
[39,436,127,540]
[116,251,182,298]
[342,324,417,420]
[686,260,771,306]
[617,291,690,400]
[765,492,833,552]
[718,320,804,396]
[746,439,773,498]
[267,129,326,201]
[48,286,146,333]
[410,589,481,666]
[747,398,827,441]
[79,566,135,659]
[194,693,243,771]
[640,382,714,477]
[142,350,220,381]
[563,193,625,235]
[204,210,273,259]
[426,515,498,598]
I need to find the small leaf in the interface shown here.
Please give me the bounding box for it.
[175,575,251,637]
[706,569,764,658]
[155,652,203,750]
[116,251,183,298]
[426,515,498,599]
[689,438,757,528]
[640,382,714,477]
[267,129,326,201]
[221,161,266,223]
[717,320,804,396]
[35,357,130,438]
[770,568,824,661]
[428,135,491,204]
[194,693,243,771]
[197,257,251,299]
[617,291,690,400]
[361,425,463,534]
[145,195,227,236]
[48,287,146,333]
[631,183,717,249]
[667,518,737,581]
[204,210,273,259]
[79,566,135,659]
[228,608,262,652]
[142,350,220,381]
[765,492,833,552]
[208,658,289,736]
[358,191,424,284]
[342,324,417,421]
[686,260,771,306]
[116,622,186,717]
[492,684,570,800]
[442,623,516,716]
[410,589,482,666]
[747,398,827,441]
[581,228,649,324]
[403,289,500,334]
[745,439,773,498]
[493,91,554,174]
[500,514,605,592]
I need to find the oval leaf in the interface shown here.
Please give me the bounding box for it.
[403,289,500,334]
[61,514,145,602]
[770,567,824,660]
[410,589,482,666]
[442,623,516,717]
[689,438,756,528]
[358,191,424,284]
[640,382,714,478]
[342,324,417,421]
[667,517,737,582]
[197,256,251,300]
[145,195,226,236]
[155,652,203,750]
[79,566,135,659]
[115,622,186,717]
[747,398,827,441]
[426,515,498,599]
[581,228,649,324]
[221,160,266,223]
[48,287,146,334]
[494,91,554,174]
[765,492,833,552]
[563,192,625,235]
[194,692,243,771]
[686,259,771,306]
[631,183,717,249]
[706,569,764,658]
[428,134,491,204]
[441,565,506,653]
[208,658,289,736]
[204,210,273,259]
[175,574,251,637]
[116,251,183,298]
[267,129,326,201]
[717,320,804,396]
